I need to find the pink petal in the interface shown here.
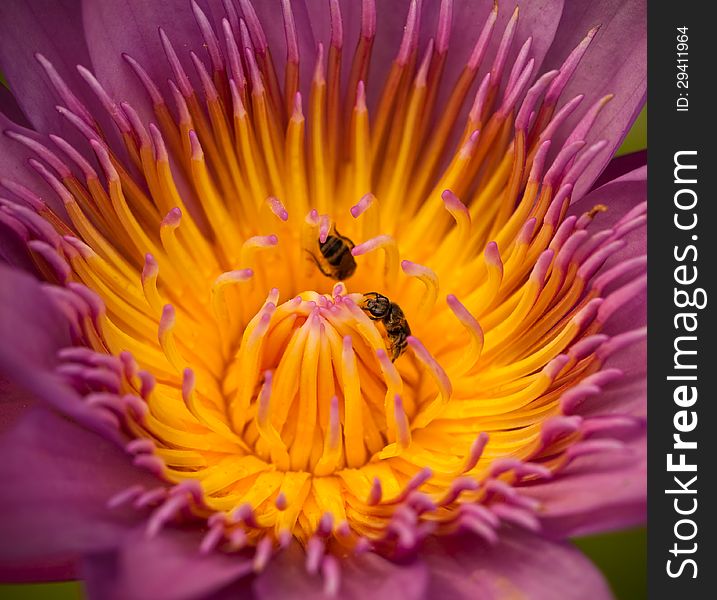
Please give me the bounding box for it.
[0,560,77,584]
[521,434,645,539]
[82,527,254,600]
[571,167,647,332]
[0,376,37,436]
[593,342,646,419]
[232,0,316,94]
[0,408,155,570]
[81,0,209,123]
[253,542,429,600]
[519,168,646,537]
[541,0,646,198]
[423,0,565,132]
[422,527,613,599]
[0,266,71,382]
[0,0,110,148]
[0,85,31,128]
[0,221,35,273]
[594,150,646,189]
[0,266,121,433]
[302,1,564,111]
[0,113,65,216]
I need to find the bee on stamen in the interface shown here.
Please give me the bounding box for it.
[308,226,357,280]
[360,292,411,362]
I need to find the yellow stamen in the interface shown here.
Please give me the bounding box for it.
[19,8,636,555]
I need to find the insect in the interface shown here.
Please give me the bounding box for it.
[360,292,411,362]
[308,227,357,280]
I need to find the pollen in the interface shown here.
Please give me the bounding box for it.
[3,0,644,570]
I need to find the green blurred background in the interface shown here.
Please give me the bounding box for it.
[1,63,647,599]
[617,107,647,157]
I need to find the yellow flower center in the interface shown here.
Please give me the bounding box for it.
[3,1,638,562]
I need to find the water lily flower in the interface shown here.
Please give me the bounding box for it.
[0,0,646,598]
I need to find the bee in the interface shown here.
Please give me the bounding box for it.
[360,292,411,362]
[308,227,357,280]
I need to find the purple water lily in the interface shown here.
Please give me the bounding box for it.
[0,1,645,598]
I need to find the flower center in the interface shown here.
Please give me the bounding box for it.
[1,0,645,567]
[226,290,415,473]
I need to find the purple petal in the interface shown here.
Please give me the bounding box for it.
[0,85,31,128]
[82,527,254,600]
[442,0,564,87]
[541,0,646,198]
[572,163,647,218]
[0,560,77,583]
[522,362,646,537]
[0,112,65,216]
[230,0,316,94]
[253,542,429,600]
[0,266,123,435]
[420,0,565,129]
[0,407,155,570]
[0,0,106,147]
[593,149,646,190]
[522,433,646,539]
[0,266,70,378]
[301,1,564,112]
[81,0,207,123]
[593,339,646,419]
[519,167,647,538]
[0,221,35,273]
[422,527,613,599]
[572,167,647,331]
[0,376,37,435]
